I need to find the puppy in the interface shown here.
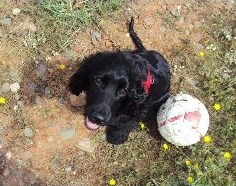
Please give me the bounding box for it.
[69,17,170,144]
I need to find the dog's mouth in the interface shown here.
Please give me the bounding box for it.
[86,117,100,130]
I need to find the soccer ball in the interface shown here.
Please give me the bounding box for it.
[157,93,209,146]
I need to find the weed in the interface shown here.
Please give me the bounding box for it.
[35,0,122,52]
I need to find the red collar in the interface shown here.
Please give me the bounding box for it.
[142,68,154,93]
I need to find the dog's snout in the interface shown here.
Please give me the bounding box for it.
[90,114,106,124]
[88,104,111,125]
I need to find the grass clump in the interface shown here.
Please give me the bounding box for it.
[36,0,122,52]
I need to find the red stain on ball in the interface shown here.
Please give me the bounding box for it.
[184,109,201,128]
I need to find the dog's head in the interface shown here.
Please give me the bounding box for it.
[69,52,150,130]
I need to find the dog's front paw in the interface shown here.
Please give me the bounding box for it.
[135,110,147,121]
[106,127,129,145]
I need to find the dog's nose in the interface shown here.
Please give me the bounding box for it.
[90,114,106,124]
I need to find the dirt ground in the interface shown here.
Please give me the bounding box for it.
[0,0,235,185]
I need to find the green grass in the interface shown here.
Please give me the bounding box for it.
[35,0,122,52]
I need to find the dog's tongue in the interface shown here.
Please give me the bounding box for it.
[86,117,100,130]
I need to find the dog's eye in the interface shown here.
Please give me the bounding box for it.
[117,89,127,96]
[95,76,102,84]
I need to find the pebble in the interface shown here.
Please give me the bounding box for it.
[17,101,24,108]
[13,105,18,110]
[60,128,75,140]
[14,93,21,100]
[44,87,51,96]
[36,63,47,77]
[91,31,102,45]
[170,5,182,17]
[1,17,12,26]
[3,168,10,177]
[29,82,37,92]
[48,122,56,128]
[23,127,34,138]
[9,69,20,81]
[5,152,12,160]
[64,50,78,60]
[12,8,21,15]
[143,17,155,26]
[16,159,23,166]
[77,138,95,153]
[2,83,10,93]
[10,82,20,93]
[65,166,72,173]
[22,151,32,160]
[35,96,43,104]
[48,136,53,142]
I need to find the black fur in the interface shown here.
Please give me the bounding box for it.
[69,17,170,144]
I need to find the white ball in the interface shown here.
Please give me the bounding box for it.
[157,93,209,146]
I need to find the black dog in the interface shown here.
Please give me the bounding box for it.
[69,17,170,144]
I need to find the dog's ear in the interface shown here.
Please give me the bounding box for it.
[125,53,149,104]
[69,55,98,96]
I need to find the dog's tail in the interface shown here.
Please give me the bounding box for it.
[129,17,146,51]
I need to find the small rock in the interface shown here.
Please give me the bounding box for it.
[44,87,51,95]
[35,96,43,104]
[17,101,24,108]
[36,63,47,77]
[13,105,18,110]
[77,138,95,153]
[65,166,72,173]
[170,5,182,17]
[9,69,21,81]
[5,152,12,160]
[194,21,202,28]
[143,17,154,26]
[91,31,102,45]
[23,127,34,138]
[48,122,56,128]
[12,8,21,15]
[2,83,10,93]
[22,151,32,160]
[185,29,190,35]
[16,159,23,167]
[10,82,20,93]
[1,17,12,26]
[48,136,53,142]
[64,50,78,60]
[14,93,21,100]
[3,168,10,177]
[60,128,75,140]
[22,19,37,32]
[29,83,37,92]
[9,69,19,79]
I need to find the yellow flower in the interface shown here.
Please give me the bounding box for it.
[203,135,212,143]
[224,152,232,161]
[0,97,6,105]
[199,51,205,57]
[194,163,199,169]
[109,179,116,186]
[59,64,66,70]
[139,122,146,130]
[162,143,169,150]
[213,103,221,111]
[185,160,191,166]
[187,176,194,183]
